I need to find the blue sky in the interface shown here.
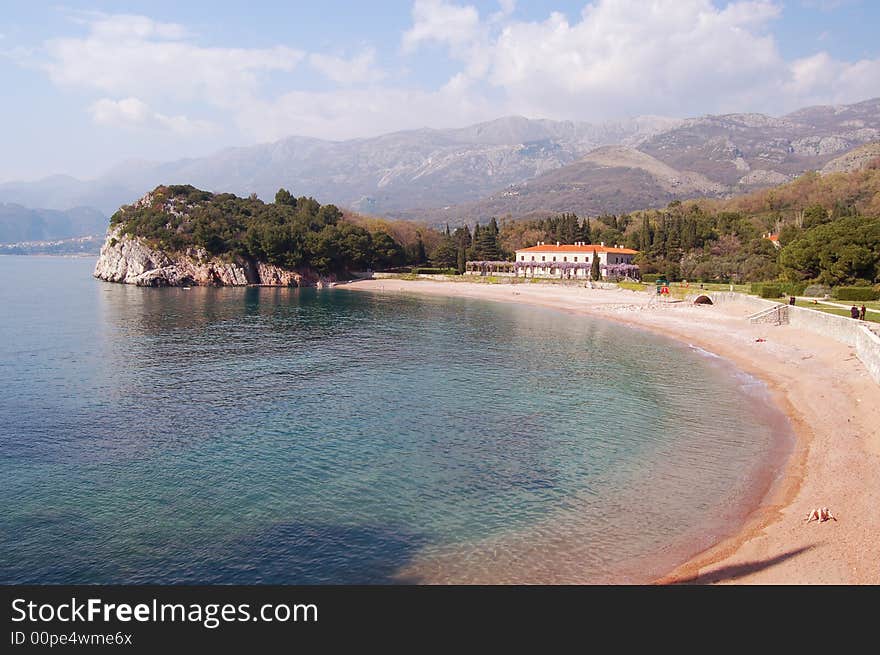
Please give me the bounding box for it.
[1,0,879,181]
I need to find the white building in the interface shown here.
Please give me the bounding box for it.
[513,241,638,279]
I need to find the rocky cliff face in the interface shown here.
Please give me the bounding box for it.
[94,226,313,287]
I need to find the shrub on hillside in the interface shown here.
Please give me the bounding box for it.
[410,267,458,275]
[758,284,783,298]
[779,281,807,296]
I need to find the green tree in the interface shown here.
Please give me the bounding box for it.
[431,225,458,267]
[456,246,466,274]
[779,216,880,285]
[275,188,296,207]
[475,221,501,260]
[591,249,601,280]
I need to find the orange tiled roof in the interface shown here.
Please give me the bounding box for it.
[515,244,638,254]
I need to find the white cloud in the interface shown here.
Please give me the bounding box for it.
[25,2,880,153]
[234,82,495,142]
[308,49,385,85]
[401,0,880,121]
[402,0,481,53]
[484,0,787,119]
[90,97,216,136]
[44,13,304,107]
[800,0,857,10]
[785,52,880,106]
[72,12,191,41]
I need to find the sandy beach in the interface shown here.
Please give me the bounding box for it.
[342,278,880,584]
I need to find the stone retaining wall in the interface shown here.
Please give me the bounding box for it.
[708,291,880,384]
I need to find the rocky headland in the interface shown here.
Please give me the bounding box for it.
[91,186,354,287]
[93,225,312,287]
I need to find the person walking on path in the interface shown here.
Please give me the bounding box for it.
[850,305,860,319]
[789,295,796,306]
[860,304,867,321]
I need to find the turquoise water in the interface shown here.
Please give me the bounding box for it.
[0,257,791,583]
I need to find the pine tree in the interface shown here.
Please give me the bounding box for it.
[475,222,501,261]
[488,217,499,238]
[431,231,458,267]
[453,225,472,250]
[274,188,296,207]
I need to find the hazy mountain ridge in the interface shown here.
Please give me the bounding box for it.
[0,115,681,216]
[415,99,880,223]
[0,98,877,224]
[0,203,107,243]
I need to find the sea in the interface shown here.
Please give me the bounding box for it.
[0,256,793,583]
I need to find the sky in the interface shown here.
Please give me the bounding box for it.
[1,0,879,182]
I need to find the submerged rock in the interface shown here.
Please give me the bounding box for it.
[94,227,315,287]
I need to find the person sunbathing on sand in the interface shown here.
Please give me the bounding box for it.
[804,507,837,523]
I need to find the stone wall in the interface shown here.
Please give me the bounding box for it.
[855,326,880,384]
[707,291,880,385]
[706,291,780,312]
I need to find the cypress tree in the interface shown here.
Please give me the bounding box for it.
[591,248,601,280]
[639,215,651,252]
[653,217,667,258]
[564,213,579,243]
[667,217,681,253]
[415,233,427,265]
[681,218,697,251]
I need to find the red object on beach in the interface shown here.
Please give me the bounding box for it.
[755,338,766,342]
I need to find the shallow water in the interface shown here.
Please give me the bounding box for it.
[0,257,791,583]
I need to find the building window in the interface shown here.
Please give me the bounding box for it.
[541,256,545,261]
[563,257,567,262]
[552,256,556,262]
[574,257,578,262]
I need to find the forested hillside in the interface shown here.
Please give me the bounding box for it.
[488,162,880,287]
[112,185,421,274]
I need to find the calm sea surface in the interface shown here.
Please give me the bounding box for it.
[0,256,792,583]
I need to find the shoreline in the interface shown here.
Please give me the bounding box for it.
[341,278,880,584]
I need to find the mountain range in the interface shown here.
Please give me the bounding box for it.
[0,97,878,236]
[0,203,107,243]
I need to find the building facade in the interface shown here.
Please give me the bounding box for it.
[512,242,639,279]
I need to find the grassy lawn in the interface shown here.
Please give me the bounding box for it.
[794,300,880,323]
[821,299,880,310]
